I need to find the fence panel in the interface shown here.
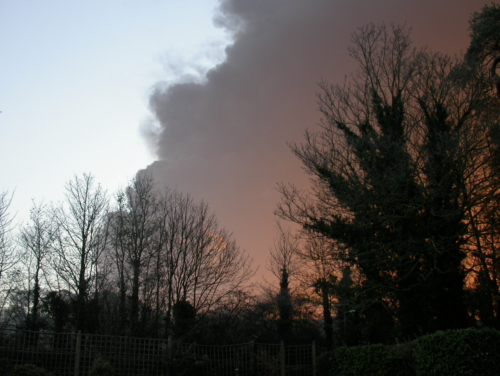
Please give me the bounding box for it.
[285,344,315,376]
[0,330,76,376]
[77,333,168,376]
[0,329,316,376]
[253,343,282,376]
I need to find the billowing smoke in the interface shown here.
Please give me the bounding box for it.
[142,0,482,279]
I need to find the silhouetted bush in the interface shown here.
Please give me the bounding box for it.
[331,343,413,376]
[412,327,500,375]
[88,358,114,376]
[328,327,500,376]
[12,364,53,376]
[316,351,333,376]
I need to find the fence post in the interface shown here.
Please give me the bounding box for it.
[280,341,285,376]
[167,335,173,376]
[250,340,255,375]
[74,331,82,376]
[168,335,173,360]
[312,341,316,376]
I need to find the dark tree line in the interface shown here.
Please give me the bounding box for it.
[0,174,255,341]
[0,175,326,346]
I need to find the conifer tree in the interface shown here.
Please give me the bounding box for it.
[278,24,498,339]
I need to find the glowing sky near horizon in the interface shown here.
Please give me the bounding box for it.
[0,0,487,284]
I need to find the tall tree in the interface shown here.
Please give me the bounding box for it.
[297,236,347,349]
[19,201,57,331]
[0,191,19,328]
[158,191,253,327]
[464,2,500,327]
[277,24,496,340]
[268,223,300,341]
[109,176,254,338]
[467,3,500,99]
[113,174,159,336]
[53,174,109,332]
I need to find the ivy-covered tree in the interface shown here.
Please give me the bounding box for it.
[467,2,500,98]
[278,23,498,341]
[465,3,500,327]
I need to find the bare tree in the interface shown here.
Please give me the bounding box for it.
[108,175,254,338]
[157,189,254,338]
[267,222,300,340]
[108,202,129,334]
[268,222,301,282]
[18,201,57,330]
[296,236,348,349]
[0,191,20,328]
[0,191,16,281]
[53,174,109,332]
[112,174,159,336]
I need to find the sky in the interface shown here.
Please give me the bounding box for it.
[0,0,229,220]
[1,0,487,283]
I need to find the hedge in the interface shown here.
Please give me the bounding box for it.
[11,364,54,376]
[328,327,500,376]
[412,327,500,376]
[331,343,413,376]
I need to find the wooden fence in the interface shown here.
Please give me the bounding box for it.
[0,329,317,376]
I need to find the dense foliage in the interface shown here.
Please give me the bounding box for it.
[328,327,500,376]
[11,364,54,376]
[331,343,413,376]
[278,12,500,343]
[88,358,115,376]
[412,327,500,376]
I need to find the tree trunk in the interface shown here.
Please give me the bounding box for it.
[321,285,333,350]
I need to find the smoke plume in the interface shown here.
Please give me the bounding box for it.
[142,0,483,279]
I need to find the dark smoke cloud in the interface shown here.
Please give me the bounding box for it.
[143,0,483,280]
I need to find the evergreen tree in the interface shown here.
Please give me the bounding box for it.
[278,24,497,340]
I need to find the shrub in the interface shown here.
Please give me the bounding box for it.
[331,343,413,376]
[12,364,53,376]
[328,327,500,375]
[0,357,13,376]
[88,358,114,376]
[412,327,500,376]
[316,351,333,376]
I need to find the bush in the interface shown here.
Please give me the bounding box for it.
[327,327,500,376]
[316,351,333,376]
[12,364,53,376]
[412,327,500,376]
[0,357,13,376]
[169,353,211,376]
[88,358,114,376]
[331,343,413,376]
